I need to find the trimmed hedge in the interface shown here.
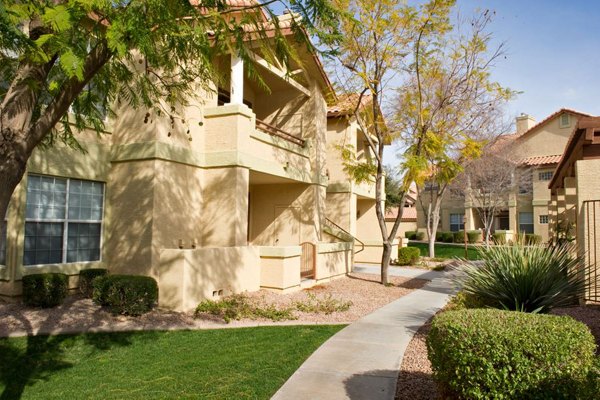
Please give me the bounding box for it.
[415,231,425,240]
[440,232,453,243]
[467,230,481,244]
[492,232,505,244]
[93,275,158,316]
[525,233,542,245]
[397,247,420,265]
[405,231,416,240]
[427,309,597,399]
[79,268,108,298]
[22,273,68,308]
[435,231,443,242]
[453,230,465,243]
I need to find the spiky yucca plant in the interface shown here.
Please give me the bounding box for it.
[459,244,585,313]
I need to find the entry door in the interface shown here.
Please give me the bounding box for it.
[273,206,300,246]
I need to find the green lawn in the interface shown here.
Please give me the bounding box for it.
[408,242,483,261]
[0,325,344,400]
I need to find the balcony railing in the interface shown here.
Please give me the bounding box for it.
[256,118,305,147]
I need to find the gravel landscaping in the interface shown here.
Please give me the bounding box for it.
[0,272,427,337]
[395,304,600,400]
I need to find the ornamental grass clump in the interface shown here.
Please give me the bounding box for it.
[459,243,584,313]
[427,309,597,400]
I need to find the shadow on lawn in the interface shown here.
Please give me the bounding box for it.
[0,307,139,400]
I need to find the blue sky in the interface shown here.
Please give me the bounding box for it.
[384,0,600,164]
[458,0,600,121]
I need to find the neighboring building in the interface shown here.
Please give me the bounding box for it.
[385,206,417,239]
[549,116,600,302]
[0,10,361,311]
[417,109,591,243]
[325,94,398,264]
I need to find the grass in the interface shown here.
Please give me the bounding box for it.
[408,242,482,261]
[0,325,344,399]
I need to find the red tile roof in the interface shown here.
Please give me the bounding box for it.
[327,93,372,117]
[385,207,417,221]
[517,108,591,138]
[520,154,562,166]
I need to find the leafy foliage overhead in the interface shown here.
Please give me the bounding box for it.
[0,0,339,147]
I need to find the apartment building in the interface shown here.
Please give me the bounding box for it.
[417,109,591,243]
[0,10,362,311]
[324,94,398,264]
[549,116,600,301]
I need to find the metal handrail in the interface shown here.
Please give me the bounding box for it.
[324,217,365,254]
[255,118,305,147]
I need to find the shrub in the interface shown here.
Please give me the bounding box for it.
[404,231,416,240]
[467,230,481,244]
[79,268,108,298]
[415,231,425,240]
[397,246,420,265]
[195,293,296,323]
[295,293,352,314]
[440,232,454,243]
[435,231,443,242]
[453,230,465,243]
[492,232,505,244]
[459,243,584,313]
[445,291,485,311]
[22,273,69,308]
[427,309,597,400]
[92,275,158,316]
[525,233,542,245]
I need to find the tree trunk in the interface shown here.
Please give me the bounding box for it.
[381,241,391,285]
[0,130,29,228]
[428,239,435,259]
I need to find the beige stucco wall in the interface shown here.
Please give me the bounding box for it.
[249,183,319,246]
[159,246,261,312]
[316,242,352,280]
[385,220,417,238]
[575,159,600,298]
[512,114,579,159]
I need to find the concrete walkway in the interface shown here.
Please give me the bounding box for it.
[353,263,445,281]
[272,268,456,400]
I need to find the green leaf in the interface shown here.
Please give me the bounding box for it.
[42,5,72,32]
[59,49,84,81]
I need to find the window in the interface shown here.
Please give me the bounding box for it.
[559,113,571,128]
[519,212,534,234]
[539,171,553,181]
[450,213,465,232]
[23,175,104,266]
[539,215,549,224]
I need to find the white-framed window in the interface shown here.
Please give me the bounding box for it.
[539,171,553,181]
[559,113,571,128]
[450,213,465,232]
[23,175,104,266]
[539,215,549,224]
[519,212,534,233]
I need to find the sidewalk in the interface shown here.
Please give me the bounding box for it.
[271,269,455,400]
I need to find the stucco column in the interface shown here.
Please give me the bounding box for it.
[230,53,244,105]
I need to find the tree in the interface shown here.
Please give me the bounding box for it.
[397,9,513,258]
[0,0,338,253]
[454,139,532,246]
[384,165,404,210]
[327,0,455,284]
